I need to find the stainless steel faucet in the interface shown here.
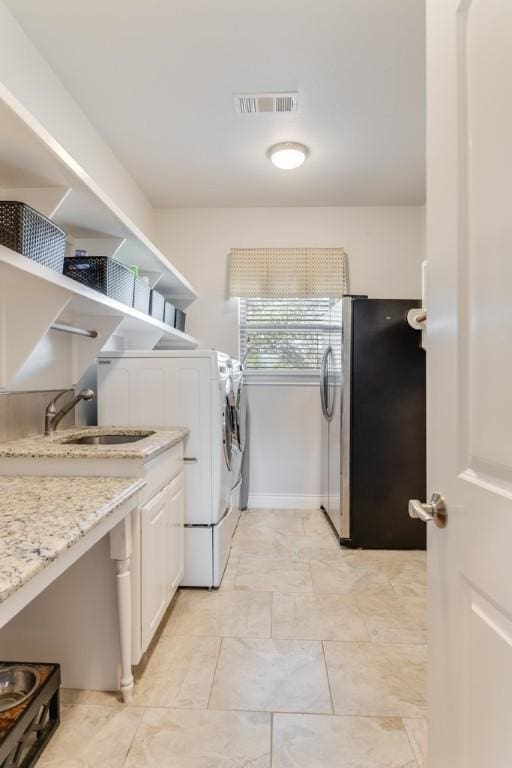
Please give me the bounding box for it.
[44,388,95,436]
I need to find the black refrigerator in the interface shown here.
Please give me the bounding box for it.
[320,296,426,549]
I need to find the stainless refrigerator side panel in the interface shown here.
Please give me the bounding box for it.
[319,304,331,515]
[320,391,330,513]
[340,297,353,540]
[326,300,342,536]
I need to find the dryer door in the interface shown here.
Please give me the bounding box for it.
[222,376,235,471]
[233,376,247,453]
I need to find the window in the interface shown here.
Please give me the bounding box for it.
[240,297,331,374]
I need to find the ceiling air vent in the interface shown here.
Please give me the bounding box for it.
[234,92,298,115]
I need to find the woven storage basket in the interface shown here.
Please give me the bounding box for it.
[0,201,65,273]
[133,277,151,313]
[149,289,165,321]
[174,309,187,332]
[164,300,176,327]
[63,256,135,306]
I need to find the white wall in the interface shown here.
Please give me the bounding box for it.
[0,1,154,237]
[155,206,425,506]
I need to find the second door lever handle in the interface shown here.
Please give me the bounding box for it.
[408,493,447,528]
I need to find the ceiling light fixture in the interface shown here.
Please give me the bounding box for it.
[268,142,308,170]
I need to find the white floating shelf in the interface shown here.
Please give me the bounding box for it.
[0,84,197,306]
[0,246,198,391]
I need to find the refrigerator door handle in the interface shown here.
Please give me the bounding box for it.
[320,345,330,419]
[320,346,335,422]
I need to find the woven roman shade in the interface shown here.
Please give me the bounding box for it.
[228,247,347,298]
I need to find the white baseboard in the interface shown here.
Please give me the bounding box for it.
[247,493,321,510]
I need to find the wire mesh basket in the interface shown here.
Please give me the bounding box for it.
[164,300,176,327]
[63,256,135,306]
[0,201,65,273]
[149,289,165,321]
[174,309,186,332]
[133,277,151,314]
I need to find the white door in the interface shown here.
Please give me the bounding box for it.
[427,1,512,765]
[141,487,168,651]
[166,472,185,595]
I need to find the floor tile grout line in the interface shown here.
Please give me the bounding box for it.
[115,703,427,719]
[403,717,424,767]
[308,555,314,593]
[352,592,373,642]
[206,636,224,710]
[321,639,336,716]
[120,708,147,768]
[198,703,338,716]
[270,711,274,768]
[132,624,393,644]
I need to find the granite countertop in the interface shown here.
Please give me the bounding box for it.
[0,475,145,604]
[0,426,189,461]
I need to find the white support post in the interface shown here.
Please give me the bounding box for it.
[110,514,134,703]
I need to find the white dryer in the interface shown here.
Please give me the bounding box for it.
[97,350,239,587]
[229,358,247,514]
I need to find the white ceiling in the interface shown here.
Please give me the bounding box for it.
[5,0,426,208]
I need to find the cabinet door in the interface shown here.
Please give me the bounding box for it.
[166,472,185,596]
[141,487,168,651]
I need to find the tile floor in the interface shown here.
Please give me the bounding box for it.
[39,508,427,767]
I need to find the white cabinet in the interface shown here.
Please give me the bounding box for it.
[167,472,185,594]
[0,435,186,683]
[140,471,185,652]
[141,487,169,651]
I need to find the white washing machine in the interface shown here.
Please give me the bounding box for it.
[97,349,239,587]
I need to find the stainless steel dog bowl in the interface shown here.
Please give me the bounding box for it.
[0,666,40,712]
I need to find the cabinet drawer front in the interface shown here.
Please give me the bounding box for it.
[142,443,183,503]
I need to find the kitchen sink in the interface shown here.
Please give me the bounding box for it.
[61,431,155,446]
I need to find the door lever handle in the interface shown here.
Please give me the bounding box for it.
[408,493,447,528]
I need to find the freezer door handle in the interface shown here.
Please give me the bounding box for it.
[320,347,328,417]
[320,345,334,421]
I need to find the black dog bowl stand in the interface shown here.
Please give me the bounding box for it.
[0,664,60,768]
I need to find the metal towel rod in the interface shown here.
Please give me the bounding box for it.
[51,321,98,339]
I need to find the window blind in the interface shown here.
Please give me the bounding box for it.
[240,297,331,372]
